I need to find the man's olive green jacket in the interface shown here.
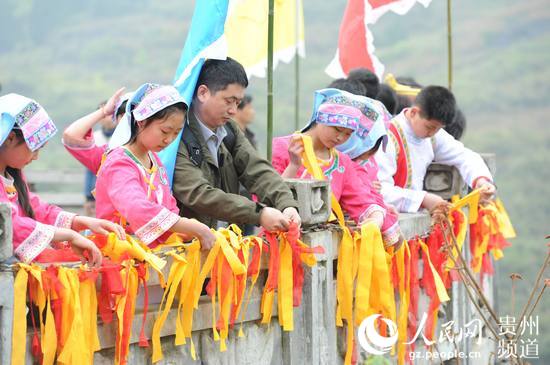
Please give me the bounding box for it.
[172,111,298,228]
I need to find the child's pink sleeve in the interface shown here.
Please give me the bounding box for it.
[351,160,400,245]
[29,191,76,229]
[271,137,291,175]
[339,155,385,224]
[0,189,55,263]
[12,213,56,263]
[101,158,181,245]
[63,129,107,174]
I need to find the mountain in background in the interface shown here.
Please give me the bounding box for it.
[1,0,548,362]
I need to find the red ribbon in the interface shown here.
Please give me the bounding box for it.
[98,260,124,323]
[136,263,149,347]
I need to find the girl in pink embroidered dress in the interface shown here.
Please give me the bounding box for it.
[92,83,215,249]
[272,89,401,246]
[0,94,125,265]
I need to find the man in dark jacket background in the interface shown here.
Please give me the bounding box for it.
[172,57,300,231]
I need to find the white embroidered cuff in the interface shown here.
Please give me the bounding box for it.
[358,204,386,224]
[54,211,76,229]
[14,223,55,263]
[135,208,180,245]
[382,222,401,247]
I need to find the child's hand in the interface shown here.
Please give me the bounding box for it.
[196,226,216,251]
[421,192,449,212]
[430,201,451,225]
[288,135,305,167]
[371,180,382,192]
[72,216,126,240]
[474,179,496,204]
[69,233,103,268]
[101,87,126,118]
[387,204,399,216]
[362,211,384,229]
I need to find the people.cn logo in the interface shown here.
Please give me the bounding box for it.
[357,314,399,355]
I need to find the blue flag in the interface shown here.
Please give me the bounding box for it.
[159,0,230,185]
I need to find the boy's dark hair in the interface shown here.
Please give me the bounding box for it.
[444,107,466,140]
[347,68,380,98]
[376,84,397,115]
[7,129,35,218]
[194,57,248,99]
[238,95,253,110]
[414,86,456,126]
[327,78,367,96]
[395,76,423,89]
[395,94,411,114]
[127,103,187,145]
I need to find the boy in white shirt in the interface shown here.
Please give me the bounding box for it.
[375,85,495,214]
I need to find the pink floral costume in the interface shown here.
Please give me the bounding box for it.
[0,93,77,262]
[93,83,186,246]
[272,136,399,246]
[94,147,181,246]
[272,89,400,246]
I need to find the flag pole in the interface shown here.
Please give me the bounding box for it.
[447,0,453,90]
[294,0,300,131]
[267,0,275,160]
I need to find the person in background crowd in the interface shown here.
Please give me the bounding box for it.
[327,78,367,96]
[376,83,398,115]
[233,94,257,149]
[347,68,380,98]
[444,107,466,140]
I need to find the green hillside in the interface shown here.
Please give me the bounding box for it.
[1,0,548,362]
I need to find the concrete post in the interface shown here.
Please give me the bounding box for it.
[0,203,14,365]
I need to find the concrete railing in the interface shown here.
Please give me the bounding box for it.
[0,155,498,364]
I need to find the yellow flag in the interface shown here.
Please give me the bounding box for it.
[225,0,305,78]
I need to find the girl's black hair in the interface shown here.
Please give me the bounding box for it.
[116,100,128,120]
[6,129,35,218]
[369,137,384,154]
[127,102,187,145]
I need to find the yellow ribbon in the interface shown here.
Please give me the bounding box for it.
[11,264,31,365]
[384,73,421,97]
[450,189,481,224]
[495,198,516,239]
[79,268,100,365]
[152,252,188,363]
[238,236,263,335]
[300,134,342,223]
[41,276,58,365]
[100,233,167,281]
[57,268,88,365]
[174,240,201,359]
[278,232,294,331]
[396,242,410,365]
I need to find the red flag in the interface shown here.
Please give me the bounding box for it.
[326,0,432,78]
